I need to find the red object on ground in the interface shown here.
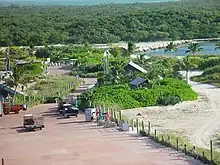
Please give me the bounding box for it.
[11,105,22,113]
[106,112,110,121]
[96,107,99,117]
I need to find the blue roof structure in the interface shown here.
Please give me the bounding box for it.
[130,78,147,86]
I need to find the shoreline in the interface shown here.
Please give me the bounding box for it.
[0,38,218,51]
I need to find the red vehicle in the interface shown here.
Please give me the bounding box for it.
[2,102,27,115]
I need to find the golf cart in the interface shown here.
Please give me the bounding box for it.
[57,98,71,113]
[58,103,71,114]
[23,114,45,131]
[62,105,79,118]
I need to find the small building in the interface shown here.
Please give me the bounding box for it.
[130,77,148,88]
[124,61,147,74]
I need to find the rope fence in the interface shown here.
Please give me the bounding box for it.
[93,104,219,165]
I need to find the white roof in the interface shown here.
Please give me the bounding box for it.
[128,61,147,74]
[24,114,33,117]
[63,104,71,106]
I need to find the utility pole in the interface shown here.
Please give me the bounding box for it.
[104,49,110,75]
[5,47,10,71]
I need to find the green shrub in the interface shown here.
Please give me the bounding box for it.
[191,64,220,85]
[78,78,197,109]
[201,57,220,70]
[79,72,98,78]
[69,71,77,76]
[157,96,180,106]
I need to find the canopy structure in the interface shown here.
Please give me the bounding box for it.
[0,83,25,97]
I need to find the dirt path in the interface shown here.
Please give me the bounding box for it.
[123,71,220,149]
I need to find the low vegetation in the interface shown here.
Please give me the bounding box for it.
[78,78,197,110]
[26,76,78,96]
[190,56,220,86]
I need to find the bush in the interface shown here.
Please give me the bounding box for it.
[201,57,220,70]
[191,65,220,85]
[203,65,220,76]
[78,78,197,109]
[69,71,77,76]
[79,72,98,78]
[157,96,180,106]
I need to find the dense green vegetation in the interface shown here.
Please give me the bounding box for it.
[77,50,198,110]
[188,55,220,86]
[78,78,197,109]
[1,0,220,46]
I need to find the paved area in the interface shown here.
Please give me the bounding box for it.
[0,78,204,165]
[0,107,204,165]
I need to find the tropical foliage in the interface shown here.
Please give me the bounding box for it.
[1,0,220,46]
[78,78,197,110]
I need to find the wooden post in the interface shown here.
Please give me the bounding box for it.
[119,110,122,120]
[184,144,187,155]
[23,95,26,103]
[136,118,139,134]
[141,121,144,131]
[28,96,31,102]
[176,138,179,151]
[154,129,157,139]
[114,110,117,122]
[132,119,134,131]
[210,140,213,162]
[103,104,105,112]
[168,136,170,144]
[202,151,205,163]
[110,108,113,121]
[162,135,164,143]
[148,121,151,136]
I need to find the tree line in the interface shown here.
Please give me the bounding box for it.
[0,0,220,46]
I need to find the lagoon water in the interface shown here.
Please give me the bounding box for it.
[146,42,220,56]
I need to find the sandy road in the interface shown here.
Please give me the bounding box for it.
[123,71,220,149]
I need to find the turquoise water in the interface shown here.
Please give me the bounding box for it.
[145,42,220,56]
[0,0,178,6]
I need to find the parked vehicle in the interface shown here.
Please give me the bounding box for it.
[23,114,44,131]
[2,102,27,115]
[63,106,79,118]
[58,103,71,114]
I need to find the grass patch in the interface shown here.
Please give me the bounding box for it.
[26,76,79,96]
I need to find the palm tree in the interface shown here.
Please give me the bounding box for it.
[128,41,136,53]
[186,42,203,56]
[136,54,145,66]
[185,42,203,83]
[164,42,178,56]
